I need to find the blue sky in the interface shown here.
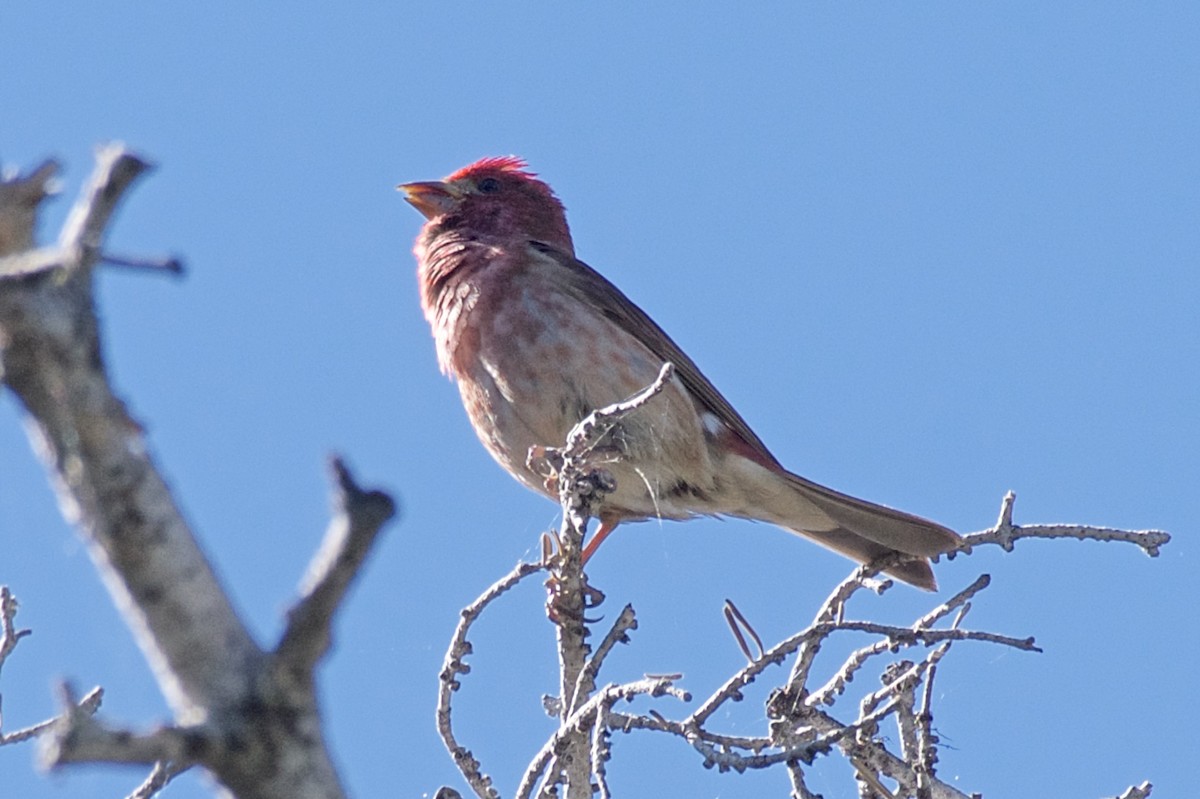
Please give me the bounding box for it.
[2,3,1196,797]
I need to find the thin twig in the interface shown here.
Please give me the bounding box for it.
[559,362,676,463]
[0,587,32,675]
[591,709,613,799]
[828,621,1038,654]
[0,687,103,746]
[910,574,989,631]
[790,565,893,691]
[724,599,765,663]
[915,660,939,799]
[957,492,1170,557]
[695,609,1037,731]
[573,604,638,713]
[101,252,185,276]
[606,710,770,752]
[807,576,990,708]
[437,560,544,799]
[689,691,909,774]
[1110,782,1153,799]
[789,764,822,799]
[517,677,687,799]
[126,760,189,799]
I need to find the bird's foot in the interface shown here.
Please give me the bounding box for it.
[544,569,606,624]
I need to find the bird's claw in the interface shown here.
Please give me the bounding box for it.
[540,530,560,568]
[544,572,606,623]
[583,584,606,608]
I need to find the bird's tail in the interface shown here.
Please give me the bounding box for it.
[737,464,962,590]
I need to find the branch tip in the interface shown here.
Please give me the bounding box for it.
[101,252,186,277]
[328,454,398,523]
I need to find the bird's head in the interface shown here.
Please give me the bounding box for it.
[399,157,573,254]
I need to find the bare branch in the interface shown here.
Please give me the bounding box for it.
[606,709,770,753]
[40,683,200,770]
[825,620,1038,654]
[0,586,32,677]
[723,599,765,663]
[57,144,151,257]
[572,604,637,710]
[958,492,1170,557]
[911,574,989,630]
[532,361,676,797]
[590,709,613,799]
[100,252,185,276]
[915,658,942,798]
[437,559,545,799]
[1,145,262,718]
[2,150,393,799]
[0,159,58,258]
[0,152,183,281]
[126,760,189,799]
[789,565,893,691]
[553,361,676,467]
[276,456,398,674]
[693,600,1037,739]
[517,677,688,799]
[789,765,823,799]
[1,686,103,746]
[807,576,989,708]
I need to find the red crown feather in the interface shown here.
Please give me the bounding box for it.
[447,156,536,182]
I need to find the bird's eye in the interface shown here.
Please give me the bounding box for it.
[477,177,501,194]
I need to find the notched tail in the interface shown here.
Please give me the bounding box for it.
[748,464,962,590]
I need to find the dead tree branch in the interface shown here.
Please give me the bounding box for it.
[434,364,1167,799]
[1,591,106,748]
[0,148,396,799]
[436,559,546,799]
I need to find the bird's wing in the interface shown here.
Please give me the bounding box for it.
[529,241,781,467]
[529,241,963,586]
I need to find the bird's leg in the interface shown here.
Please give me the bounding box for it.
[581,515,620,565]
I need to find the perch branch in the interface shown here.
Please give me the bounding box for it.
[530,361,675,797]
[436,353,1171,799]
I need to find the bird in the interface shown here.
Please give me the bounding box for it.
[400,157,961,589]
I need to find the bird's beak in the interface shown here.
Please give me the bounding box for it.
[398,180,462,220]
